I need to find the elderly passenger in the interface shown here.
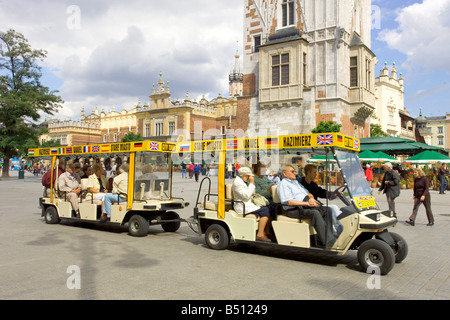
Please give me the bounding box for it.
[58,162,81,218]
[277,164,337,248]
[232,166,274,242]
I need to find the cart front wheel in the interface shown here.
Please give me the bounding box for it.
[45,206,60,224]
[357,239,395,275]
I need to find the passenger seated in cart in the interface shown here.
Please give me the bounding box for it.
[101,163,129,222]
[232,166,275,242]
[277,165,337,248]
[252,161,276,204]
[301,164,343,237]
[86,163,109,205]
[58,162,82,218]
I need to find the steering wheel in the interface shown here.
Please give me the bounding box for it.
[332,184,351,206]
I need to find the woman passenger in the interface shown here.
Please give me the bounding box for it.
[232,166,274,242]
[86,163,109,205]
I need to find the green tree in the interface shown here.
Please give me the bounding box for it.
[0,29,62,177]
[311,121,342,133]
[121,132,144,142]
[370,124,389,137]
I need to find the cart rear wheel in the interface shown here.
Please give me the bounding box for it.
[357,239,395,275]
[161,211,181,232]
[205,224,229,250]
[390,232,408,263]
[128,214,149,237]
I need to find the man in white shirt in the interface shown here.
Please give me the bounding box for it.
[277,164,337,248]
[58,162,81,217]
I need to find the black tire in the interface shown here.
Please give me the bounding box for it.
[357,239,395,275]
[205,223,230,250]
[44,206,60,224]
[161,211,181,232]
[128,215,149,237]
[390,232,408,263]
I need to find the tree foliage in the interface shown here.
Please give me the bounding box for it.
[121,132,144,142]
[311,121,342,133]
[0,29,62,176]
[370,124,389,137]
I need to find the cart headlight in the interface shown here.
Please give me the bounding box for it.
[367,213,381,221]
[381,210,394,218]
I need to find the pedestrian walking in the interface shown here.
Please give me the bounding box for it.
[438,163,448,194]
[181,162,187,179]
[406,168,435,226]
[189,163,194,179]
[194,163,201,182]
[365,164,373,185]
[378,162,400,217]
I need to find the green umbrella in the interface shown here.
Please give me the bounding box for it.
[405,150,450,164]
[375,151,401,163]
[307,155,336,163]
[358,150,380,161]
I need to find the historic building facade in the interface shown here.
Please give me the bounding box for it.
[40,70,242,146]
[134,73,240,143]
[373,62,415,140]
[241,0,375,138]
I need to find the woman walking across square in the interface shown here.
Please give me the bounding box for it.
[406,168,435,226]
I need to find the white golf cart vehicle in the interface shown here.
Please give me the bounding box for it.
[28,141,189,237]
[184,134,407,275]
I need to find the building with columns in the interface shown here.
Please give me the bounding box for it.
[241,0,375,138]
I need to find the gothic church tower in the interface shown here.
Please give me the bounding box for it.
[242,0,375,138]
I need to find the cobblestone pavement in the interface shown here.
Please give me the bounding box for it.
[0,170,448,300]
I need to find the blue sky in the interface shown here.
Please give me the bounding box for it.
[371,0,450,117]
[1,0,448,120]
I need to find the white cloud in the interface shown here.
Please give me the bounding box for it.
[0,0,243,119]
[377,0,450,73]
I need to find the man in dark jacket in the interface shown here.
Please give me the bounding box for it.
[378,162,400,217]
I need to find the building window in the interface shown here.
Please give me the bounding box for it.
[282,0,295,27]
[303,52,307,85]
[438,136,444,145]
[254,35,261,53]
[169,122,175,135]
[438,127,443,134]
[221,126,227,135]
[389,110,395,125]
[366,58,371,90]
[113,133,118,142]
[103,134,107,142]
[145,123,150,137]
[272,53,289,86]
[155,122,163,136]
[350,56,358,87]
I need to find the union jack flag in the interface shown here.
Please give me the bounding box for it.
[317,134,333,145]
[92,146,100,152]
[150,142,159,150]
[354,139,360,150]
